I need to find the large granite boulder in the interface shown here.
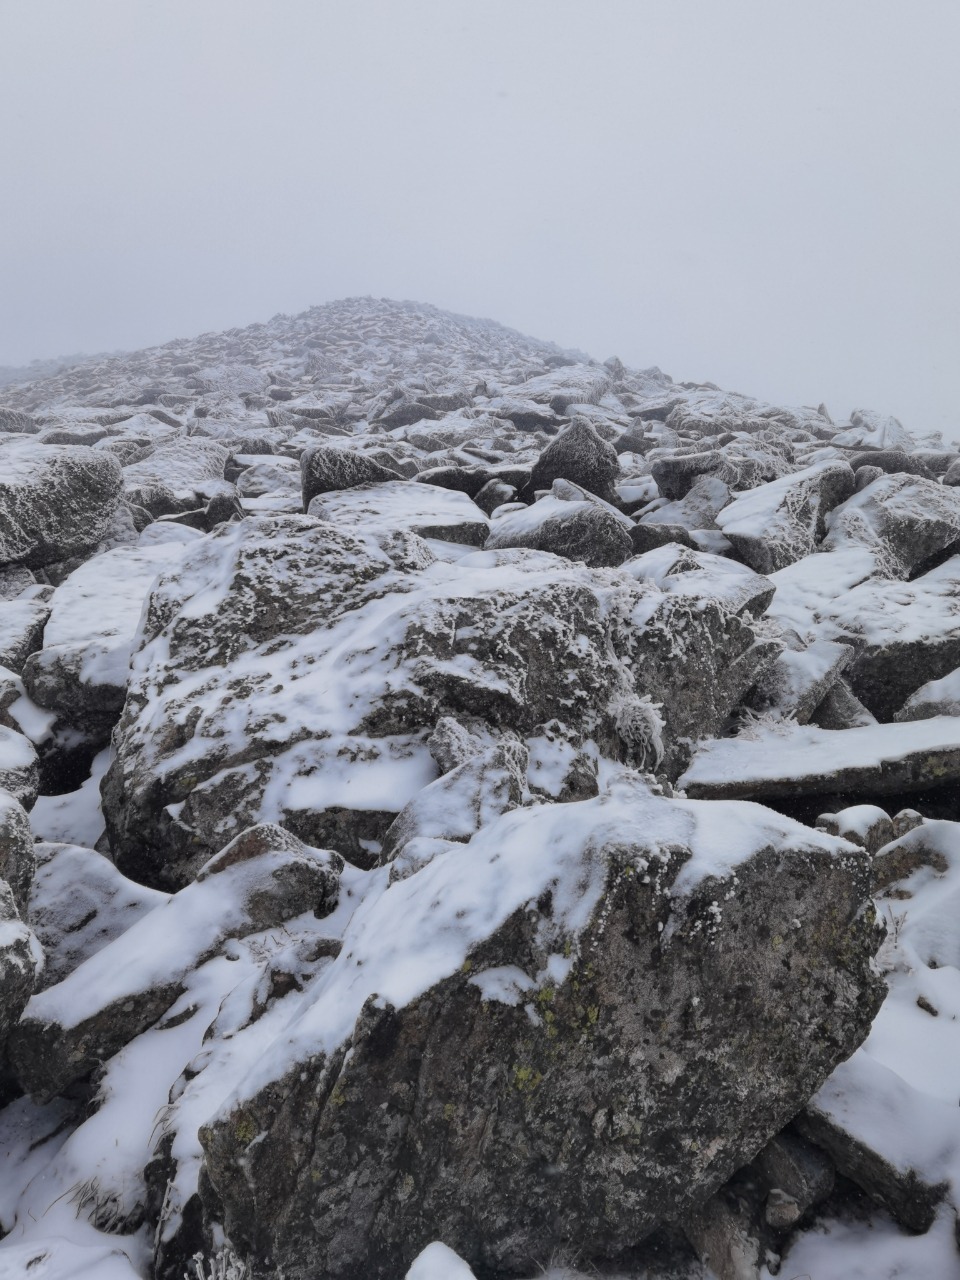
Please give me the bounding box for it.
[101,516,774,888]
[0,442,123,569]
[198,775,884,1280]
[21,539,191,748]
[301,444,402,509]
[485,486,633,567]
[716,461,855,574]
[822,473,960,576]
[10,824,343,1099]
[528,417,620,503]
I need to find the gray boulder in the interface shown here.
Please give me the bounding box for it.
[847,449,933,479]
[0,788,35,914]
[0,598,50,674]
[473,477,517,515]
[301,444,402,509]
[529,417,620,503]
[0,880,39,1051]
[815,804,894,855]
[716,462,855,574]
[380,739,528,865]
[640,473,731,533]
[895,666,960,721]
[0,442,123,569]
[746,638,853,725]
[797,1054,948,1233]
[122,437,229,507]
[650,450,722,501]
[854,464,884,491]
[0,407,39,434]
[309,480,489,547]
[28,841,166,989]
[10,824,343,1099]
[199,777,884,1280]
[822,473,960,576]
[101,516,773,887]
[0,725,39,809]
[485,488,633,567]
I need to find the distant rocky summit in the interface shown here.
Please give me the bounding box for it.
[0,298,958,1280]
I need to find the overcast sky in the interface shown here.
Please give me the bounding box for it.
[2,1,959,436]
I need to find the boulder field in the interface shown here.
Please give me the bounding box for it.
[0,297,958,1280]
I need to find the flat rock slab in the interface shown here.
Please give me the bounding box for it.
[309,480,489,545]
[679,716,960,800]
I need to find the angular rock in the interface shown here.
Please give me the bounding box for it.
[122,437,229,504]
[485,490,633,568]
[199,775,883,1280]
[797,1053,949,1232]
[809,679,877,730]
[426,716,489,774]
[895,665,960,722]
[870,821,948,892]
[301,444,402,509]
[630,520,698,553]
[473,477,516,516]
[21,540,188,746]
[624,543,775,619]
[235,456,301,498]
[28,841,166,989]
[309,480,488,547]
[0,725,39,809]
[529,417,620,503]
[380,739,528,863]
[0,598,50,674]
[0,788,35,915]
[0,407,39,434]
[0,442,123,569]
[854,464,884,491]
[847,449,934,479]
[815,804,894,855]
[771,550,960,720]
[375,398,440,430]
[716,461,855,574]
[10,824,343,1098]
[681,1190,762,1280]
[102,516,774,887]
[640,473,731,533]
[650,450,722,501]
[679,717,960,801]
[0,881,39,1050]
[831,409,912,451]
[0,564,37,601]
[752,1129,835,1218]
[746,638,853,724]
[415,465,492,498]
[822,473,960,576]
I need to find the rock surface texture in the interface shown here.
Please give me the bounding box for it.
[0,297,956,1280]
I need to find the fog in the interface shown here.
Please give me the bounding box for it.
[2,1,959,436]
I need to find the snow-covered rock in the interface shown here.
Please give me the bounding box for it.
[10,823,342,1099]
[300,441,402,508]
[0,788,35,915]
[199,774,883,1280]
[528,416,621,503]
[679,716,960,801]
[103,516,775,886]
[485,487,633,567]
[2,296,958,1280]
[716,460,855,574]
[0,442,123,569]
